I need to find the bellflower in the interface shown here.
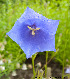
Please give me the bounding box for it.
[6,7,59,59]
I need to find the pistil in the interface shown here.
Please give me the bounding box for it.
[27,26,40,35]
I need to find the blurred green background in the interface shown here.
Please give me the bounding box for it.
[0,0,69,78]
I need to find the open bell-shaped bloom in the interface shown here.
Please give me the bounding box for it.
[6,7,59,59]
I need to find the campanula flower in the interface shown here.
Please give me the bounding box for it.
[6,7,59,58]
[65,67,70,73]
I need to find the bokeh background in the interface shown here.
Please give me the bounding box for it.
[0,0,70,79]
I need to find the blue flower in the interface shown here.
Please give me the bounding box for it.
[6,7,59,59]
[65,67,70,73]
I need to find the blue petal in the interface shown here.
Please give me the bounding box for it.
[34,18,59,35]
[6,20,55,59]
[18,7,59,35]
[46,19,59,35]
[18,7,48,23]
[24,32,55,59]
[65,68,70,73]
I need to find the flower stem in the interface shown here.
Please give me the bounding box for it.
[62,2,68,78]
[32,55,36,79]
[45,51,48,78]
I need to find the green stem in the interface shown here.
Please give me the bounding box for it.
[62,52,65,79]
[32,55,35,79]
[45,51,48,78]
[62,0,68,78]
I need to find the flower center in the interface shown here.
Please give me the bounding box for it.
[27,26,40,35]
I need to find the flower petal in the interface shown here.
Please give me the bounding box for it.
[18,7,48,23]
[18,7,59,35]
[6,20,55,58]
[23,32,55,58]
[46,19,59,35]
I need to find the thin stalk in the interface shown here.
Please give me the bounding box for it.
[62,0,68,78]
[62,51,65,79]
[45,51,48,78]
[32,55,35,79]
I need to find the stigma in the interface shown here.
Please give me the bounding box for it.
[27,26,40,35]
